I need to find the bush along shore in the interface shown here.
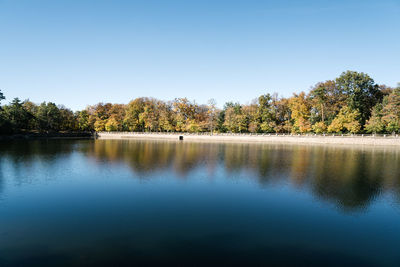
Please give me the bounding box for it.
[1,71,400,136]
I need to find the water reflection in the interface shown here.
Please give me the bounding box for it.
[0,140,78,188]
[1,139,400,266]
[87,140,400,211]
[1,139,400,212]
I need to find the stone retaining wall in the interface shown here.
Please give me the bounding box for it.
[97,132,400,146]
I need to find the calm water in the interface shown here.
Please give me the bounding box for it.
[1,139,400,266]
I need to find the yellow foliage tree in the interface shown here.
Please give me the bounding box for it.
[94,119,106,132]
[312,121,327,133]
[328,106,361,133]
[289,92,312,133]
[105,117,119,132]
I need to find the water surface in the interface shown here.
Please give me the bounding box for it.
[1,139,400,266]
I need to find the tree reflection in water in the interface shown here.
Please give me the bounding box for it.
[1,139,399,211]
[85,139,400,212]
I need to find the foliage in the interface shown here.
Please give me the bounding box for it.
[365,104,385,133]
[335,71,382,125]
[0,89,4,104]
[312,121,327,134]
[309,80,345,125]
[105,117,119,131]
[0,71,397,135]
[328,106,361,133]
[206,99,218,133]
[77,110,91,131]
[36,102,62,132]
[2,98,32,131]
[124,98,145,131]
[289,92,312,133]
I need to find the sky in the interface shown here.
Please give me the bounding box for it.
[0,0,399,110]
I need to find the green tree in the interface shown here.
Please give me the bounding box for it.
[216,108,227,133]
[0,90,10,133]
[365,104,385,133]
[335,71,382,125]
[59,106,77,131]
[22,100,39,130]
[381,87,400,133]
[2,98,32,132]
[309,83,327,123]
[223,103,244,133]
[309,80,345,126]
[124,98,145,131]
[36,102,62,132]
[77,110,91,131]
[258,94,276,132]
[0,89,4,104]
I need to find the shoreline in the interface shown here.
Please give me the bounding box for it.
[0,132,94,140]
[97,132,400,146]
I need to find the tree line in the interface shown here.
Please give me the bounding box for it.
[1,71,399,135]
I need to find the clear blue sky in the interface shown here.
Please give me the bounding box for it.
[1,0,399,110]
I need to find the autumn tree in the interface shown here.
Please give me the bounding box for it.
[242,101,259,133]
[381,87,400,133]
[365,87,400,133]
[172,98,196,132]
[328,106,361,133]
[87,103,113,131]
[77,110,92,131]
[158,101,174,132]
[0,72,395,135]
[105,117,119,131]
[206,99,218,134]
[378,84,394,97]
[309,80,346,126]
[365,104,385,133]
[124,98,145,131]
[288,92,312,133]
[271,96,291,133]
[106,104,126,131]
[258,94,276,133]
[140,99,160,132]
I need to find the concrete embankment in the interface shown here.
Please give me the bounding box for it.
[97,132,400,146]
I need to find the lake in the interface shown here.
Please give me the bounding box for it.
[1,139,400,266]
